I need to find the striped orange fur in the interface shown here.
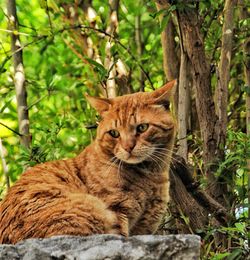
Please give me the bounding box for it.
[0,80,176,244]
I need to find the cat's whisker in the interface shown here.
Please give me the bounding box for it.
[146,154,165,173]
[134,146,171,161]
[153,147,182,159]
[133,148,167,173]
[103,155,119,167]
[152,152,181,169]
[117,160,123,184]
[132,146,185,172]
[148,150,172,165]
[0,79,177,243]
[151,146,185,160]
[103,157,121,179]
[150,154,169,165]
[153,150,187,168]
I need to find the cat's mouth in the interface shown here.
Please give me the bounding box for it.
[116,148,154,164]
[120,155,145,164]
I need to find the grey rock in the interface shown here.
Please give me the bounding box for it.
[0,234,200,260]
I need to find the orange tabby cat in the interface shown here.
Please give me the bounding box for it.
[0,80,176,244]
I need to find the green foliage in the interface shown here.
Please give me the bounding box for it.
[0,0,165,184]
[201,221,249,259]
[200,130,250,259]
[218,131,249,204]
[0,0,249,258]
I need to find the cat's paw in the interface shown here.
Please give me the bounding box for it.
[105,211,129,237]
[110,223,128,237]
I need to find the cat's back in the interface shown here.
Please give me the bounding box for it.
[0,157,87,243]
[2,157,86,200]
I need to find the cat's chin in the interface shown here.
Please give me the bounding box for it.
[122,158,143,164]
[118,156,146,165]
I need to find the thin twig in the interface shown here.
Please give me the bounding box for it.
[0,28,31,36]
[0,36,46,73]
[63,38,89,65]
[26,94,48,110]
[0,122,23,136]
[45,0,53,32]
[0,6,9,20]
[0,41,9,57]
[80,25,154,89]
[1,24,154,89]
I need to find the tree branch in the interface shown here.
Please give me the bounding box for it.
[7,0,31,148]
[171,156,232,226]
[215,0,236,152]
[104,0,119,98]
[0,122,22,136]
[135,13,145,92]
[1,24,153,90]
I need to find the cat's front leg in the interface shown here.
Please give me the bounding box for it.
[129,197,168,235]
[130,175,170,235]
[109,212,129,237]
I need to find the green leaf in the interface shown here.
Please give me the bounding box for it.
[234,222,245,233]
[241,85,250,95]
[227,249,243,260]
[160,14,171,31]
[84,56,107,79]
[38,0,47,9]
[210,252,230,260]
[150,9,166,19]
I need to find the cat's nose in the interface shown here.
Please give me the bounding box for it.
[122,142,136,153]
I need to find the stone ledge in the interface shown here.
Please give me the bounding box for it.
[0,234,200,260]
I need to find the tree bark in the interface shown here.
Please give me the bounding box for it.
[177,49,189,161]
[238,0,250,243]
[177,8,217,167]
[215,0,236,153]
[175,4,229,203]
[135,14,146,92]
[159,156,230,235]
[154,0,230,235]
[7,0,30,148]
[116,59,132,95]
[0,139,10,190]
[155,2,179,81]
[168,161,208,233]
[104,0,120,98]
[155,2,179,115]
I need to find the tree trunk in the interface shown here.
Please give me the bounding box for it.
[168,159,208,234]
[7,0,30,148]
[177,7,216,166]
[135,14,146,92]
[0,139,10,190]
[154,0,229,236]
[116,59,132,95]
[155,2,179,81]
[238,0,250,244]
[177,49,189,161]
[155,2,179,115]
[215,0,236,153]
[159,156,230,235]
[104,0,119,98]
[175,4,230,203]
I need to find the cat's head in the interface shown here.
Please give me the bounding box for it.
[86,80,177,165]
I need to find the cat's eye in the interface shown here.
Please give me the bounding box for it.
[137,123,149,133]
[109,129,120,138]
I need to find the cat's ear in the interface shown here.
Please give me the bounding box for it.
[149,79,177,109]
[85,94,112,114]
